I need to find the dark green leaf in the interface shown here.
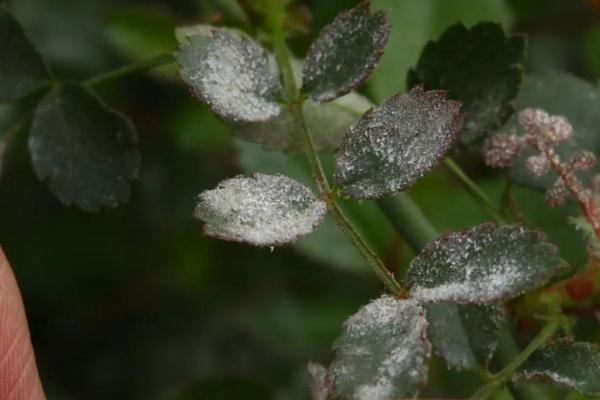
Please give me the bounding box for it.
[426,303,504,370]
[335,86,463,199]
[194,173,326,247]
[327,296,430,400]
[407,22,525,144]
[302,2,389,102]
[515,339,600,396]
[406,223,567,303]
[0,6,49,102]
[177,29,282,123]
[28,84,140,212]
[509,72,600,190]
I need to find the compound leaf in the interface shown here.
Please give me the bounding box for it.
[28,84,140,212]
[335,86,463,199]
[194,173,326,247]
[328,296,430,400]
[302,2,389,102]
[0,6,49,102]
[177,29,283,123]
[407,22,525,144]
[515,339,600,396]
[406,223,567,303]
[425,303,504,370]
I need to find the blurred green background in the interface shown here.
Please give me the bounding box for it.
[0,0,599,399]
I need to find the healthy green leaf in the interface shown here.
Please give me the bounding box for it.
[406,223,567,303]
[335,86,463,199]
[515,339,600,396]
[302,2,389,102]
[327,296,430,400]
[508,72,600,190]
[235,91,372,152]
[407,22,525,144]
[28,84,140,212]
[194,173,326,247]
[177,29,282,123]
[425,303,504,370]
[0,6,49,102]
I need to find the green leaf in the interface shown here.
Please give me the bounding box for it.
[302,2,389,102]
[407,22,525,144]
[335,86,463,199]
[406,223,567,303]
[28,84,140,212]
[425,303,504,370]
[508,72,600,190]
[194,173,326,247]
[177,29,283,123]
[368,0,512,101]
[235,91,372,152]
[515,339,600,396]
[569,213,600,259]
[327,296,430,400]
[0,6,49,102]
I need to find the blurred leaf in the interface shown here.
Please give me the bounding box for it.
[516,339,600,396]
[508,72,600,190]
[0,6,49,102]
[335,86,463,199]
[406,223,567,303]
[104,5,178,80]
[28,84,140,211]
[570,213,600,260]
[302,3,389,102]
[175,377,274,400]
[177,29,283,123]
[583,25,600,78]
[425,303,504,370]
[369,0,512,101]
[407,22,525,144]
[194,173,326,247]
[327,296,430,400]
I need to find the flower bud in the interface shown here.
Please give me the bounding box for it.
[484,133,524,168]
[569,150,596,170]
[525,155,550,176]
[545,115,573,145]
[518,108,550,132]
[545,178,569,207]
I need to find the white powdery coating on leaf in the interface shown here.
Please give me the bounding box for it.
[328,296,430,400]
[407,223,566,303]
[178,30,282,123]
[194,174,326,246]
[335,86,463,199]
[302,3,389,102]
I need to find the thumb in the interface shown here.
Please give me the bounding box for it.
[0,247,45,400]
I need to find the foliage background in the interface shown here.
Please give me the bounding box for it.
[0,0,599,399]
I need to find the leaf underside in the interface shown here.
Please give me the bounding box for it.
[334,86,463,200]
[194,173,326,247]
[515,339,600,396]
[406,222,567,303]
[177,29,282,123]
[407,22,525,144]
[302,2,389,103]
[28,84,140,212]
[328,296,430,400]
[0,6,49,102]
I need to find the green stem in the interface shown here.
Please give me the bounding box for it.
[83,53,175,88]
[444,158,506,224]
[271,32,404,296]
[377,194,438,251]
[470,320,560,400]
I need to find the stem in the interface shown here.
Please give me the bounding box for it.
[271,31,404,296]
[83,53,175,88]
[470,320,560,400]
[377,194,438,251]
[444,158,506,224]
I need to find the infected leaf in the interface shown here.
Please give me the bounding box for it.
[327,296,430,400]
[302,2,389,102]
[28,84,140,212]
[406,223,567,303]
[335,86,463,199]
[177,29,283,123]
[194,173,326,247]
